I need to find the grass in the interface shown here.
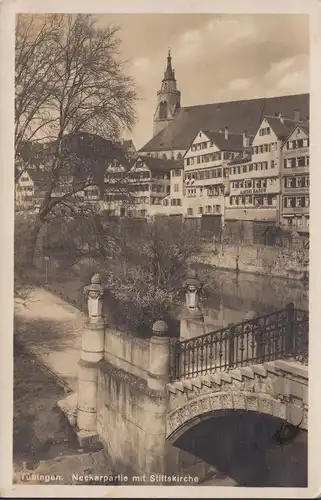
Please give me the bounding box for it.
[13,342,79,463]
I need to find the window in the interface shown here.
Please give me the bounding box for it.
[206,205,212,213]
[271,142,277,151]
[172,169,181,177]
[303,138,309,147]
[187,208,193,216]
[242,165,247,173]
[198,206,203,214]
[259,127,271,136]
[271,160,275,168]
[215,205,221,213]
[174,184,179,192]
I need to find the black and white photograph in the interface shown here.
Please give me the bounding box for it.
[2,2,320,497]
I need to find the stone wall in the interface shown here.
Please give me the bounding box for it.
[194,243,309,280]
[96,325,170,481]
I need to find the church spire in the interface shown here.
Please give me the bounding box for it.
[164,47,175,81]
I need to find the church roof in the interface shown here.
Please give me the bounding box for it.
[139,93,309,153]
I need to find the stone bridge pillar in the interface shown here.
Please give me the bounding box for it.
[180,269,205,339]
[144,320,171,476]
[77,273,105,443]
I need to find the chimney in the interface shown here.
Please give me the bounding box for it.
[294,109,300,122]
[243,130,250,148]
[224,126,229,140]
[278,112,284,125]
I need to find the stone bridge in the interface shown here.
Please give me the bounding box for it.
[166,360,308,444]
[59,273,309,485]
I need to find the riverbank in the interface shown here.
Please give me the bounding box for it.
[193,242,309,281]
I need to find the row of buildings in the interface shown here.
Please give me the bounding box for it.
[15,50,310,235]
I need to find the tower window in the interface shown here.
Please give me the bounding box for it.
[159,101,168,119]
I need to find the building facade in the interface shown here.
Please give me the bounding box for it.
[125,156,180,218]
[183,128,243,221]
[281,124,310,234]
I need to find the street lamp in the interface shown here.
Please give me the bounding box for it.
[44,256,49,285]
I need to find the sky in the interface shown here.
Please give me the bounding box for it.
[97,14,309,149]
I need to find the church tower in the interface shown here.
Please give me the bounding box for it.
[153,49,181,137]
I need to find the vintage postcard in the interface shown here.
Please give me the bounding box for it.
[1,0,321,497]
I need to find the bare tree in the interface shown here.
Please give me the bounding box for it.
[15,14,138,260]
[91,218,204,336]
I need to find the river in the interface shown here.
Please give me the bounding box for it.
[192,265,308,331]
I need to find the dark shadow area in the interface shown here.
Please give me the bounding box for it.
[14,314,81,353]
[13,345,79,463]
[174,410,307,487]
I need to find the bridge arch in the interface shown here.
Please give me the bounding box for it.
[166,390,299,443]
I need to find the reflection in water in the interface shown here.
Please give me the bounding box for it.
[195,267,309,331]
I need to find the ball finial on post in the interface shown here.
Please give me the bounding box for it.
[152,320,169,337]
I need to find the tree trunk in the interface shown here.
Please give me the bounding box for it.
[28,216,46,268]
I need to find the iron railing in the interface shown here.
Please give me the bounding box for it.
[169,304,309,381]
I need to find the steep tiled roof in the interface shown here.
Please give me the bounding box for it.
[264,116,309,141]
[138,156,182,172]
[139,93,309,152]
[202,130,244,151]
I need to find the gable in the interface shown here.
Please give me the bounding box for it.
[284,126,309,144]
[252,118,278,145]
[18,171,33,184]
[184,130,220,158]
[131,159,150,173]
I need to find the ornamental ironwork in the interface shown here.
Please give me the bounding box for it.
[169,304,309,381]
